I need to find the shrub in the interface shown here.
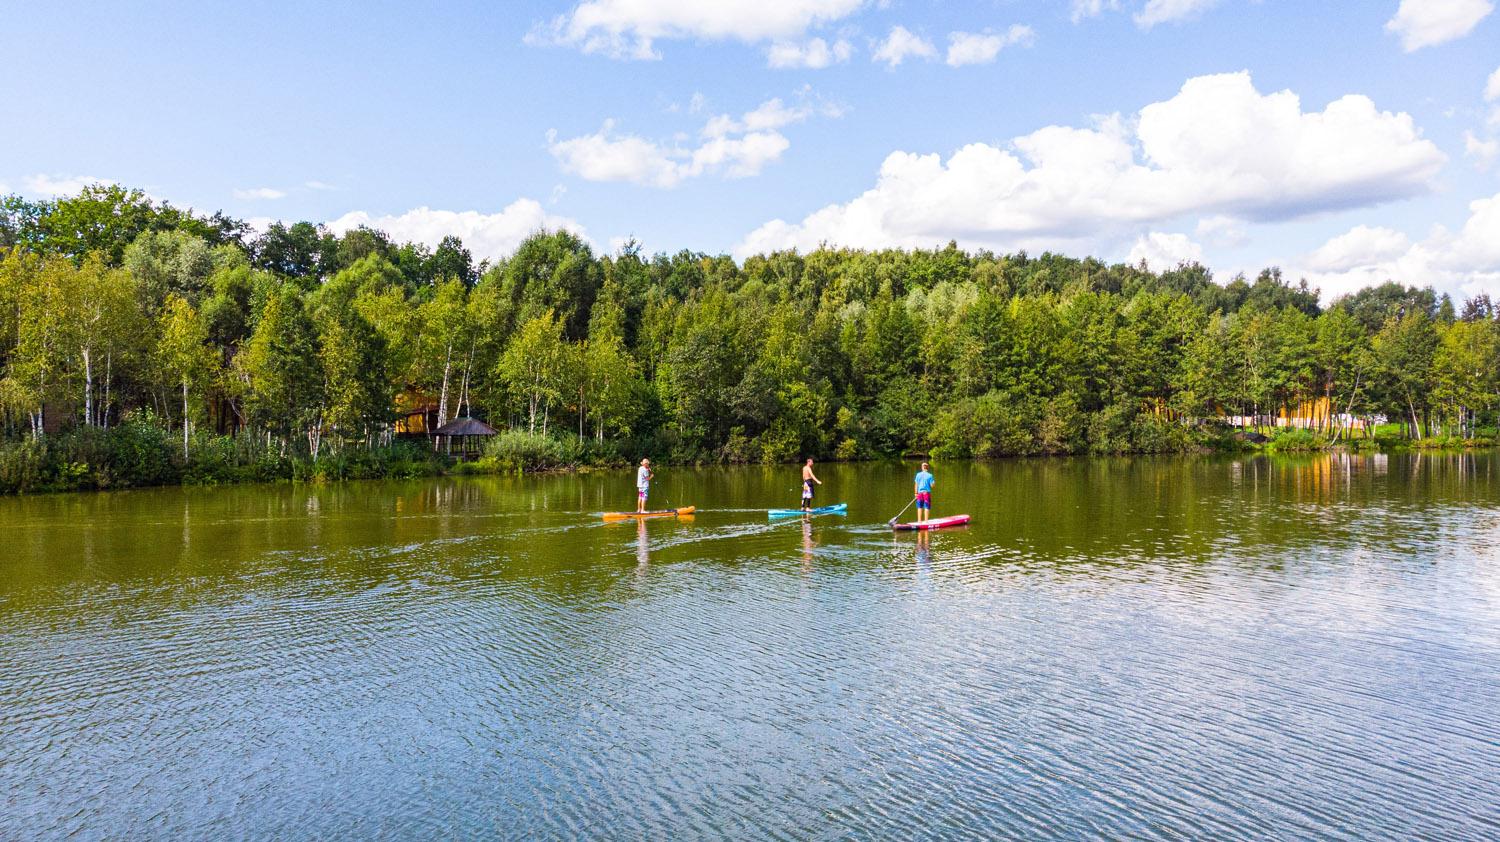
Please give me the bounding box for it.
[1264,429,1330,453]
[0,439,47,494]
[1087,402,1135,455]
[484,430,586,472]
[1130,413,1194,453]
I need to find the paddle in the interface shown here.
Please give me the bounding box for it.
[888,496,917,525]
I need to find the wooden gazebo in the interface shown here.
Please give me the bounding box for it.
[432,417,498,459]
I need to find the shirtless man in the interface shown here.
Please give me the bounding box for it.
[801,458,822,512]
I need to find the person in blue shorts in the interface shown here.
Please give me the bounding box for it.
[913,462,935,524]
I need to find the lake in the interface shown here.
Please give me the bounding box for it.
[3,454,1499,839]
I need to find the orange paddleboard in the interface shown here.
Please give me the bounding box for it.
[602,506,696,521]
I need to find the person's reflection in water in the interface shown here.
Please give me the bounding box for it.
[915,530,932,577]
[801,517,817,574]
[636,518,650,578]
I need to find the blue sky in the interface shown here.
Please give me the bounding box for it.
[3,0,1498,300]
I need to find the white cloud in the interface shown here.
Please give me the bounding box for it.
[21,174,109,197]
[550,93,835,188]
[1071,0,1120,23]
[325,200,588,262]
[1195,215,1248,248]
[739,96,826,132]
[945,26,1035,67]
[233,187,286,200]
[1385,0,1494,52]
[1135,0,1223,29]
[528,0,866,59]
[548,121,683,187]
[304,180,337,191]
[1465,130,1500,169]
[1304,225,1412,272]
[1486,66,1500,101]
[767,37,852,68]
[243,216,277,235]
[1127,231,1204,268]
[1293,194,1500,302]
[872,25,936,67]
[735,72,1445,258]
[691,132,792,178]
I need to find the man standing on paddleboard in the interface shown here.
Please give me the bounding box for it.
[801,458,822,512]
[914,462,935,524]
[636,458,653,513]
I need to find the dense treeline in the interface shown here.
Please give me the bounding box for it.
[2,185,1498,492]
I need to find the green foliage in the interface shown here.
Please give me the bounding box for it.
[6,183,1500,496]
[482,430,589,472]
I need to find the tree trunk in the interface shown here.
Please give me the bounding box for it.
[182,379,191,460]
[103,351,112,429]
[460,339,475,418]
[437,343,453,429]
[83,348,93,427]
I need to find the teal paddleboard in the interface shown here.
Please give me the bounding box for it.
[768,503,848,519]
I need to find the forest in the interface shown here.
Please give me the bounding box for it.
[2,184,1498,493]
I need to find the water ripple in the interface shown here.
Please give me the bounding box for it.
[3,455,1500,839]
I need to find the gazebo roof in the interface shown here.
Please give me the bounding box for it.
[432,417,498,436]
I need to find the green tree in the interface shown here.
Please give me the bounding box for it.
[417,279,470,430]
[1371,311,1438,438]
[238,285,321,445]
[1315,308,1371,437]
[499,231,602,341]
[67,256,143,428]
[156,295,219,457]
[124,229,217,310]
[1432,319,1499,437]
[497,310,568,435]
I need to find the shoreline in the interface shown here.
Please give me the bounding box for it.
[4,438,1495,497]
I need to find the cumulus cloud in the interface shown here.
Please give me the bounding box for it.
[1071,0,1121,23]
[1135,0,1224,29]
[735,72,1445,257]
[233,187,286,200]
[767,37,852,68]
[1292,193,1500,302]
[1465,130,1500,169]
[527,0,866,59]
[548,122,683,187]
[1385,0,1493,52]
[304,180,337,191]
[945,26,1035,66]
[325,200,588,262]
[21,174,110,197]
[1304,225,1413,272]
[872,25,936,67]
[1195,215,1249,248]
[1486,66,1500,101]
[549,93,836,188]
[1127,231,1204,268]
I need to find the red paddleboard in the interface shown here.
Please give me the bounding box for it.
[893,514,970,531]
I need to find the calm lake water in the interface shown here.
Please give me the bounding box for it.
[3,455,1499,840]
